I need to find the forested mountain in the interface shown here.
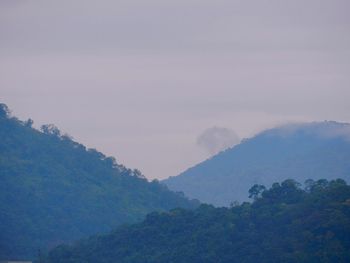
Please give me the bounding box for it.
[163,122,350,206]
[43,179,350,263]
[0,104,198,260]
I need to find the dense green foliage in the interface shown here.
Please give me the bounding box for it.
[164,121,350,205]
[43,179,350,263]
[0,104,198,260]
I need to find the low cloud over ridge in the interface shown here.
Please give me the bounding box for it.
[196,126,240,156]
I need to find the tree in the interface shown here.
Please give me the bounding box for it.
[248,184,266,200]
[0,103,10,118]
[24,118,34,128]
[304,179,315,192]
[40,124,61,136]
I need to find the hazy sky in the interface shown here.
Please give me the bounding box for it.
[1,0,350,179]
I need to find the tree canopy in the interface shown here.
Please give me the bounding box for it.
[43,178,350,263]
[0,104,199,260]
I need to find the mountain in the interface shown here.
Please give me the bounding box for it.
[163,121,350,206]
[0,104,199,260]
[43,179,350,263]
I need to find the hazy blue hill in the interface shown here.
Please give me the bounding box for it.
[43,179,350,263]
[163,121,350,206]
[0,104,198,260]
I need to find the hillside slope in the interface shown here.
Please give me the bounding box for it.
[163,121,350,206]
[43,179,350,263]
[0,104,198,260]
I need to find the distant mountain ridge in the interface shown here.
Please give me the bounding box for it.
[163,121,350,206]
[0,104,198,260]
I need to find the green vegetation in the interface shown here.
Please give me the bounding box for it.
[43,179,350,263]
[0,104,198,260]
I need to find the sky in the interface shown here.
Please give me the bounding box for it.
[1,0,350,180]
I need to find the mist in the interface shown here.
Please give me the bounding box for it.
[196,126,240,155]
[1,0,350,179]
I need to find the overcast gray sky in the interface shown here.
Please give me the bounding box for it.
[1,0,349,179]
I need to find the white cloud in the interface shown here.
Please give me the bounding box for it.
[197,127,240,155]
